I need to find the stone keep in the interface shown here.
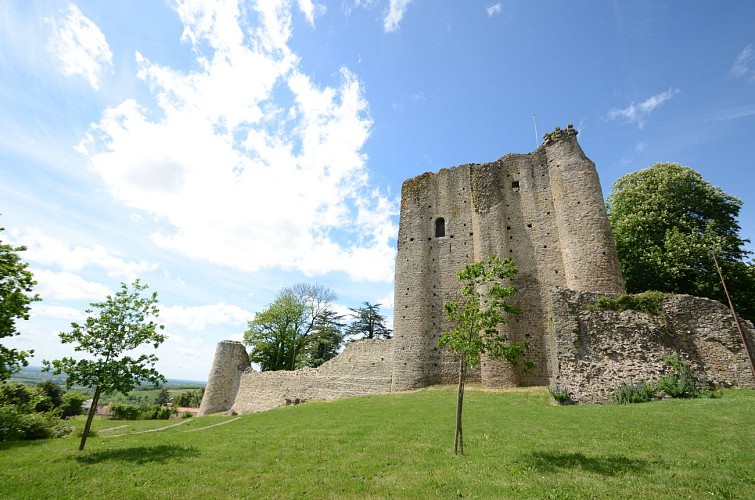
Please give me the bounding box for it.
[391,125,624,391]
[199,125,753,415]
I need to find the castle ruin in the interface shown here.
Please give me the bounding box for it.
[199,126,755,415]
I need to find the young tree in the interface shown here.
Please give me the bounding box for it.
[0,225,41,381]
[43,280,166,450]
[244,284,343,370]
[345,302,392,341]
[607,163,755,320]
[439,255,532,455]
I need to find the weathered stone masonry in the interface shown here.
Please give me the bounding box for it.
[199,126,755,415]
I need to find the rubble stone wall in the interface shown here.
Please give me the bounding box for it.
[229,339,393,414]
[547,289,755,403]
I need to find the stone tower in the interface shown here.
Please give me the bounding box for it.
[198,340,251,416]
[390,125,624,391]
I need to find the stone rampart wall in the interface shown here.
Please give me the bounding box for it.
[548,289,755,403]
[230,339,393,414]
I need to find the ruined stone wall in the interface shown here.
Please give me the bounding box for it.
[198,340,251,416]
[548,289,755,403]
[392,126,624,391]
[229,339,393,414]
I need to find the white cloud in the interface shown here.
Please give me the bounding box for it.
[46,4,112,90]
[730,44,753,80]
[10,227,157,281]
[77,1,397,282]
[487,3,502,17]
[160,303,253,332]
[33,269,111,301]
[384,0,413,33]
[32,304,83,321]
[607,88,680,128]
[297,0,326,26]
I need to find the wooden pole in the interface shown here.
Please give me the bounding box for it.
[712,252,755,377]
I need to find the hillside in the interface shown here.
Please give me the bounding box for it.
[1,386,753,498]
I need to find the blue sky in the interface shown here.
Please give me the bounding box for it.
[2,1,753,381]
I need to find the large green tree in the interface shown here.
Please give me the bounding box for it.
[439,255,532,455]
[43,280,166,450]
[345,302,392,341]
[1,225,41,381]
[607,163,755,320]
[244,284,343,370]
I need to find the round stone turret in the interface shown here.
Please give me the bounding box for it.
[198,340,251,416]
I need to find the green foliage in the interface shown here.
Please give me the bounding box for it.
[43,279,166,450]
[154,387,171,406]
[614,381,655,404]
[0,224,41,381]
[44,280,167,395]
[440,256,528,369]
[244,283,344,370]
[174,387,205,408]
[549,385,572,405]
[33,380,65,413]
[110,402,176,420]
[0,406,72,441]
[0,382,36,411]
[607,163,755,320]
[440,255,532,454]
[60,392,86,418]
[656,353,721,399]
[589,291,671,316]
[345,302,392,340]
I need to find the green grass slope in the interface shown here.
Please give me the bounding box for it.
[1,386,753,499]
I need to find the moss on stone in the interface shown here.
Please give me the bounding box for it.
[587,291,671,317]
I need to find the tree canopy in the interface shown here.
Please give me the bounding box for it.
[607,163,755,320]
[440,255,532,455]
[345,302,392,341]
[0,224,41,381]
[43,279,166,450]
[244,284,343,370]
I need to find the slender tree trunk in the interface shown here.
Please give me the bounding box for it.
[79,386,101,451]
[454,357,467,455]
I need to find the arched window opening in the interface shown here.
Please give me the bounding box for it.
[435,217,446,238]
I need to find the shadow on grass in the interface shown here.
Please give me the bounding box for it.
[74,444,199,465]
[522,451,650,476]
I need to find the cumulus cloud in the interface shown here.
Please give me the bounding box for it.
[33,270,111,301]
[160,303,253,332]
[730,44,753,80]
[607,88,680,128]
[11,227,157,281]
[487,3,502,17]
[77,1,397,282]
[297,0,326,26]
[46,4,112,89]
[384,0,413,33]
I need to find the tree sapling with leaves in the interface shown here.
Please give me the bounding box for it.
[43,279,166,451]
[440,255,532,455]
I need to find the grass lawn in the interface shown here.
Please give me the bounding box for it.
[1,386,753,499]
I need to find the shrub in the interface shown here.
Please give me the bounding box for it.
[549,385,572,405]
[61,392,87,418]
[0,406,72,441]
[614,381,655,404]
[657,353,720,399]
[590,291,670,316]
[110,403,141,420]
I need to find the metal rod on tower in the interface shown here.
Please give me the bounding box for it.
[533,114,539,148]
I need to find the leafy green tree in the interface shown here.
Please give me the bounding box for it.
[43,280,166,450]
[60,391,86,418]
[439,255,531,455]
[607,163,755,320]
[174,387,205,407]
[305,309,345,368]
[345,302,392,340]
[33,380,65,413]
[154,387,171,406]
[1,225,41,380]
[244,284,342,370]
